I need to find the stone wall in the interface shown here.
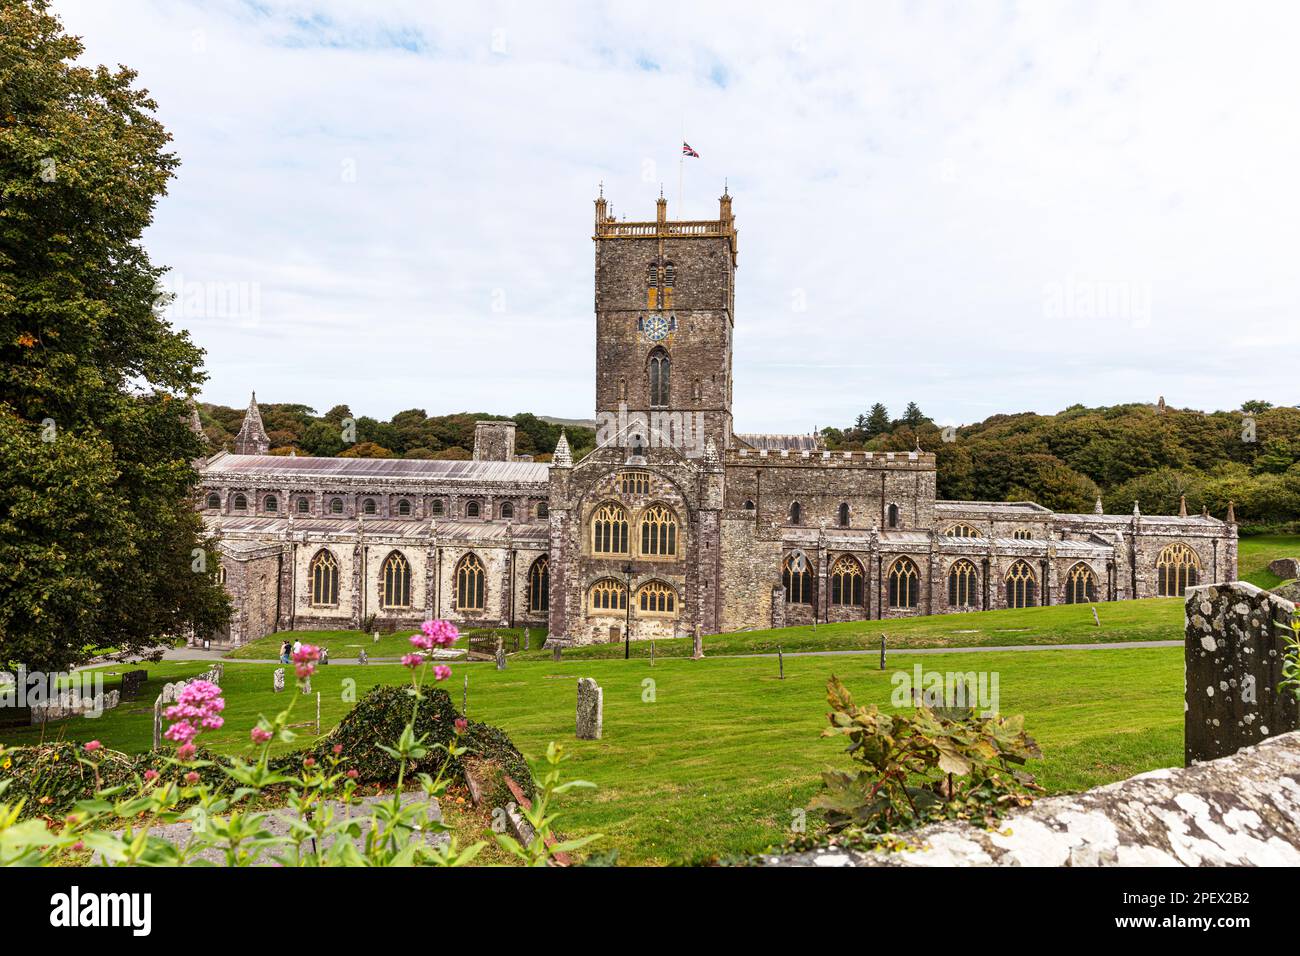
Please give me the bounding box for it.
[758,730,1300,867]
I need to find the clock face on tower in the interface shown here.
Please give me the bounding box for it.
[643,314,670,342]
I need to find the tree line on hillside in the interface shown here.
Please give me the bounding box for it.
[821,400,1300,531]
[201,403,597,463]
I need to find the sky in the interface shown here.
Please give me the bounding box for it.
[51,0,1300,432]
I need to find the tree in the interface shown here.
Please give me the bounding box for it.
[0,1,228,670]
[863,404,891,438]
[901,402,928,428]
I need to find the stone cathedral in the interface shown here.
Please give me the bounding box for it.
[197,191,1237,647]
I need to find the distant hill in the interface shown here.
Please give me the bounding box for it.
[821,400,1300,532]
[198,403,596,464]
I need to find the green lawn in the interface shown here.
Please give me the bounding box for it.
[2,646,1183,865]
[1238,534,1300,589]
[521,598,1185,661]
[225,626,546,661]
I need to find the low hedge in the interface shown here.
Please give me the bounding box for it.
[2,685,534,818]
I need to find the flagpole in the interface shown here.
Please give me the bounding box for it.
[678,117,685,214]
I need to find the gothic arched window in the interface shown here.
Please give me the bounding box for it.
[330,498,343,514]
[431,499,444,517]
[537,502,549,519]
[782,553,813,605]
[888,557,919,608]
[1005,560,1037,608]
[648,347,670,407]
[363,498,377,515]
[1012,528,1033,540]
[646,260,660,308]
[466,500,481,518]
[1156,544,1200,597]
[233,493,247,510]
[397,499,411,516]
[946,524,980,538]
[837,503,850,527]
[887,503,899,528]
[743,500,755,510]
[637,581,677,615]
[310,550,339,606]
[381,551,411,609]
[1064,563,1098,604]
[639,504,678,557]
[789,501,802,525]
[500,501,514,519]
[264,495,278,512]
[591,502,629,554]
[589,578,627,613]
[948,559,979,608]
[296,497,309,514]
[206,492,221,509]
[830,555,864,606]
[528,556,549,613]
[455,553,485,611]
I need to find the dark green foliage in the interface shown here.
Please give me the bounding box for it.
[0,1,229,670]
[2,684,534,817]
[825,400,1300,527]
[809,676,1042,834]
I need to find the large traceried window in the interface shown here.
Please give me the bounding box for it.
[1156,543,1200,596]
[648,347,670,407]
[455,553,485,611]
[528,556,549,613]
[310,550,339,606]
[637,581,676,615]
[782,553,813,605]
[946,524,980,538]
[948,559,979,608]
[1005,560,1037,608]
[888,557,919,609]
[381,551,411,609]
[830,555,864,606]
[589,578,627,613]
[591,502,629,554]
[621,471,651,495]
[639,504,678,557]
[1064,563,1098,604]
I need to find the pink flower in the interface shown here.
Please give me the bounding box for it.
[143,769,159,783]
[177,743,196,761]
[454,718,467,734]
[433,665,451,681]
[409,633,434,651]
[164,680,225,752]
[304,757,316,769]
[83,740,102,753]
[293,644,321,679]
[250,727,273,744]
[421,619,460,648]
[346,769,359,779]
[401,653,423,669]
[184,770,200,785]
[332,744,343,755]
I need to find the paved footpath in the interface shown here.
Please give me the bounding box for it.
[129,639,1181,667]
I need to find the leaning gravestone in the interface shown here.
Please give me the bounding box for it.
[576,678,603,740]
[120,669,148,701]
[273,668,285,693]
[1185,582,1299,765]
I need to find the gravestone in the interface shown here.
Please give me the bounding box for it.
[1268,558,1300,580]
[1185,582,1300,765]
[273,668,285,693]
[152,693,164,750]
[120,669,148,701]
[879,634,886,670]
[692,624,704,660]
[523,627,530,651]
[552,643,562,663]
[1091,607,1101,627]
[576,678,603,740]
[495,640,507,671]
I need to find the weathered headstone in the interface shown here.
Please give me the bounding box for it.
[1268,557,1300,580]
[576,678,603,740]
[778,644,784,679]
[1091,607,1101,627]
[120,669,148,701]
[373,632,380,644]
[552,643,562,663]
[1185,582,1300,765]
[273,668,285,693]
[152,693,164,750]
[495,640,507,671]
[879,634,886,670]
[523,627,531,651]
[650,640,655,667]
[692,624,704,660]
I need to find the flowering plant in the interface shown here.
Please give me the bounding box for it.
[0,624,595,867]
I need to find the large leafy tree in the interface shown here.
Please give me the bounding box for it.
[0,0,227,670]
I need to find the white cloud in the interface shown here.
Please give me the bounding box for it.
[52,0,1300,428]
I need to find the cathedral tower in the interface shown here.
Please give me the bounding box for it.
[593,188,738,456]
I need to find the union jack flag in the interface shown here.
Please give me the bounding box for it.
[682,142,700,158]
